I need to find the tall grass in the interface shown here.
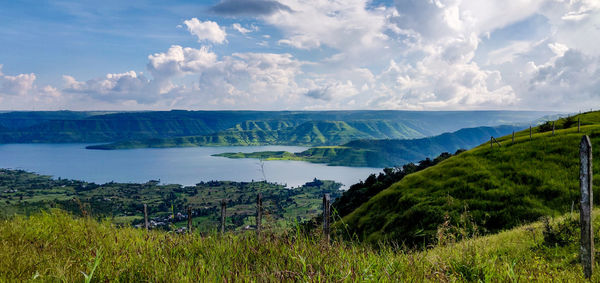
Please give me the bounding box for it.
[0,209,598,281]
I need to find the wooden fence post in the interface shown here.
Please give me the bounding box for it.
[579,117,581,133]
[530,126,532,140]
[256,193,262,236]
[512,131,515,143]
[323,194,331,242]
[580,135,594,279]
[220,200,227,235]
[144,204,149,231]
[490,136,493,148]
[492,137,501,147]
[187,206,192,234]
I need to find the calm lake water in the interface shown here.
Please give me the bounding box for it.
[0,144,382,188]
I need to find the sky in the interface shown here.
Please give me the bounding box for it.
[0,0,598,111]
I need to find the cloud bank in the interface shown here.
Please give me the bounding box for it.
[1,0,599,111]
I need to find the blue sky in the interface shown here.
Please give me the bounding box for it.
[0,0,599,111]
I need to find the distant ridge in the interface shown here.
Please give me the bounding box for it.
[214,124,523,167]
[0,110,553,145]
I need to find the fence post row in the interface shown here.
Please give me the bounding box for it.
[323,194,331,243]
[221,200,227,235]
[187,206,192,234]
[256,193,262,236]
[512,131,515,143]
[144,204,149,231]
[580,135,594,279]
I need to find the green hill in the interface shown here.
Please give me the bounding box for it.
[341,112,600,246]
[0,110,550,146]
[87,119,437,149]
[0,209,598,281]
[215,125,522,167]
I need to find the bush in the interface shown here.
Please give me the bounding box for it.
[562,116,577,129]
[538,121,554,133]
[541,216,578,247]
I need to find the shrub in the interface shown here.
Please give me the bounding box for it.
[538,121,554,132]
[541,216,578,247]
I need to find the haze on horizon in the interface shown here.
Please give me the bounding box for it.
[0,0,598,112]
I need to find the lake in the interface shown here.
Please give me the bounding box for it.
[0,144,382,188]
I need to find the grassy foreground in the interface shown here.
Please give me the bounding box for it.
[1,210,599,281]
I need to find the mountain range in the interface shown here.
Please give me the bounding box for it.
[0,110,554,147]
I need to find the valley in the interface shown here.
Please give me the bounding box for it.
[0,169,342,232]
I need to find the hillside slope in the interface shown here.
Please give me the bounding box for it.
[341,112,600,245]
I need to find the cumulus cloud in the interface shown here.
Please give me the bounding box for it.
[539,0,600,56]
[192,52,304,107]
[304,80,359,101]
[518,49,600,108]
[1,73,36,96]
[147,45,217,78]
[0,65,70,110]
[183,18,227,44]
[4,0,600,111]
[211,0,292,16]
[363,58,517,110]
[0,65,36,96]
[62,71,156,103]
[58,47,306,109]
[264,0,393,53]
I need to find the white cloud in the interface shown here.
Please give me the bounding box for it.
[539,0,600,56]
[4,0,600,111]
[0,65,70,110]
[266,0,394,53]
[0,65,37,96]
[304,80,358,101]
[60,49,306,109]
[232,23,257,34]
[519,49,600,109]
[62,71,156,103]
[183,18,227,44]
[364,58,517,110]
[148,45,217,78]
[192,52,305,108]
[391,0,545,42]
[1,72,36,96]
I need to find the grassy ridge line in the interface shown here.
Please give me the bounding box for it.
[0,209,596,281]
[341,112,600,245]
[212,146,381,167]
